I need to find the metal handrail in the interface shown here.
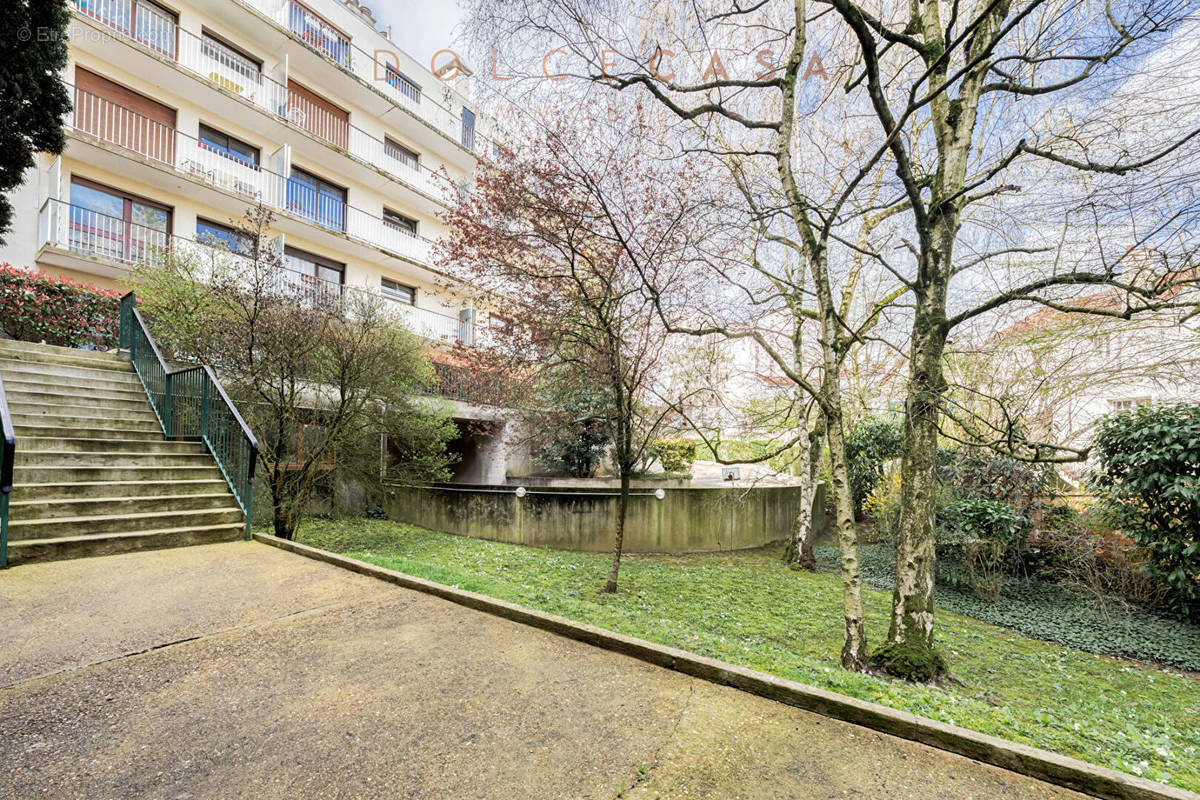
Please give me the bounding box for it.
[0,373,14,567]
[120,293,259,537]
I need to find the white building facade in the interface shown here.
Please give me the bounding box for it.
[0,0,530,483]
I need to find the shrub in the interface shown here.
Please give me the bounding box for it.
[0,264,120,348]
[845,416,904,513]
[937,497,1028,599]
[652,438,697,473]
[1091,404,1200,619]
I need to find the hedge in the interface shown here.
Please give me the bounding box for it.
[0,264,121,348]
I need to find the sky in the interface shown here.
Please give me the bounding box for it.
[370,1,465,70]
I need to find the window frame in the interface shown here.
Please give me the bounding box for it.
[381,277,416,305]
[198,123,261,168]
[382,208,418,237]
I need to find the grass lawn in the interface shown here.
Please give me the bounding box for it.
[284,517,1200,792]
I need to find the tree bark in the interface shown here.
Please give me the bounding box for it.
[785,422,823,570]
[888,245,952,650]
[605,468,630,593]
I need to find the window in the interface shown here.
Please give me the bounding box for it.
[284,246,343,288]
[198,124,260,167]
[68,178,171,263]
[196,218,251,255]
[384,64,421,102]
[384,138,420,170]
[200,31,262,96]
[80,0,177,56]
[381,278,416,305]
[287,167,346,231]
[288,2,350,67]
[1109,397,1151,412]
[461,107,476,151]
[383,208,418,236]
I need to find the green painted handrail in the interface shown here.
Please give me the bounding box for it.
[119,293,259,537]
[0,372,14,567]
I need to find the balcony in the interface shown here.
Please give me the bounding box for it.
[69,1,452,203]
[68,89,437,269]
[38,199,472,345]
[71,0,485,156]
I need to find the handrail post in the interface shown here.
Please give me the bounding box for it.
[0,492,8,569]
[201,371,210,444]
[164,373,173,439]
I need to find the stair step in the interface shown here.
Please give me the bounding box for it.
[7,392,155,413]
[0,358,140,387]
[18,437,207,455]
[9,492,239,521]
[1,379,149,403]
[13,424,167,441]
[0,343,132,372]
[8,507,246,540]
[5,524,245,566]
[14,465,224,483]
[15,450,215,468]
[13,479,233,502]
[11,401,159,422]
[10,413,162,432]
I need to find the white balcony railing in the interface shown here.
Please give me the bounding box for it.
[70,0,454,199]
[72,0,485,154]
[38,198,472,344]
[68,89,438,267]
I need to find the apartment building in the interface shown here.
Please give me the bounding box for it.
[0,0,526,483]
[2,0,489,342]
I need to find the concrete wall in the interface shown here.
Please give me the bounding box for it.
[385,484,829,554]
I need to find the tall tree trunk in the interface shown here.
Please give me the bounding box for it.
[825,405,866,669]
[888,253,951,651]
[605,468,630,593]
[785,421,823,570]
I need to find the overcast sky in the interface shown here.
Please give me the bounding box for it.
[370,1,465,70]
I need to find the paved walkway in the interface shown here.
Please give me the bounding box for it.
[0,542,1091,800]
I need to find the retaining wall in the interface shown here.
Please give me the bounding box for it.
[385,483,828,554]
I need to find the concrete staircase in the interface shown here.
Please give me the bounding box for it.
[1,339,245,566]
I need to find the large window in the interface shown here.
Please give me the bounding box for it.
[200,32,263,98]
[288,2,350,67]
[198,124,260,168]
[68,178,171,263]
[381,278,416,305]
[287,167,346,231]
[196,218,251,256]
[283,246,343,301]
[79,0,177,57]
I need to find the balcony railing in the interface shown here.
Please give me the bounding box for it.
[71,0,489,154]
[69,1,454,198]
[68,90,437,267]
[39,199,473,345]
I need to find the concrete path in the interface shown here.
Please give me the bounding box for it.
[0,542,1091,800]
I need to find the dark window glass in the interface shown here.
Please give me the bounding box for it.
[384,64,421,102]
[198,124,260,167]
[287,167,346,231]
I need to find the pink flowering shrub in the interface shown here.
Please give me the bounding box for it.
[0,264,121,348]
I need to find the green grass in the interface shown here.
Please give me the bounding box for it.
[283,517,1200,792]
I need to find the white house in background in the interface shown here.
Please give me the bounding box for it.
[985,280,1200,482]
[0,0,526,484]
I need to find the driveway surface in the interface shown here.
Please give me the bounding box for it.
[0,541,1091,800]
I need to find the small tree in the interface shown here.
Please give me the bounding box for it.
[128,206,457,538]
[0,0,71,242]
[1092,404,1200,620]
[441,118,692,593]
